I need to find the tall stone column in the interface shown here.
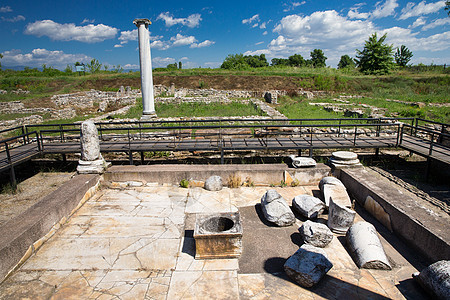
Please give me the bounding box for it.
[133,18,156,118]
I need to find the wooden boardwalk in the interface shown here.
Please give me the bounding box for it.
[1,133,449,174]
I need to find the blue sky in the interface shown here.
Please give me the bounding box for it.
[0,0,449,69]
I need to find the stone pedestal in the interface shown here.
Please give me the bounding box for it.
[77,121,109,174]
[194,212,242,259]
[329,151,362,169]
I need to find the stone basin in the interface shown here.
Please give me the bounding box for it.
[194,212,242,259]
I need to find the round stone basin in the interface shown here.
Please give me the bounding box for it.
[202,216,234,233]
[193,212,243,259]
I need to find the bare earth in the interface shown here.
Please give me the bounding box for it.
[0,171,75,226]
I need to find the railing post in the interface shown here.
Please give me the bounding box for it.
[353,125,357,146]
[59,124,63,142]
[396,124,402,147]
[99,124,103,140]
[36,131,42,153]
[429,133,434,156]
[128,128,133,165]
[22,125,26,144]
[338,120,341,137]
[5,143,17,190]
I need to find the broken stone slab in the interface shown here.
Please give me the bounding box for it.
[292,195,325,219]
[346,222,391,270]
[319,176,345,191]
[413,260,450,300]
[284,244,333,288]
[322,184,352,208]
[261,189,295,227]
[327,198,356,234]
[288,155,317,168]
[364,196,392,232]
[80,120,102,161]
[299,220,333,248]
[204,175,223,191]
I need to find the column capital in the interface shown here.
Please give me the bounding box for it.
[133,18,151,27]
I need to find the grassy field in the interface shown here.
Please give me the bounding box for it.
[0,67,448,124]
[115,100,267,119]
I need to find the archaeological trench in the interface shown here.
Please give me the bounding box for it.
[0,85,449,299]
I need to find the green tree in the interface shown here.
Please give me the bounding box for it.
[244,54,269,68]
[446,1,450,15]
[310,49,327,68]
[178,61,182,69]
[288,54,305,67]
[0,53,3,70]
[86,59,102,73]
[221,54,249,70]
[394,45,413,67]
[355,33,395,75]
[271,58,290,66]
[338,55,356,69]
[64,64,73,73]
[166,63,178,69]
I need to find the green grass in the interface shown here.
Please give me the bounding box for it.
[115,99,267,119]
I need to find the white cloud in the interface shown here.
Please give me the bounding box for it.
[0,6,12,13]
[24,20,118,43]
[371,0,399,18]
[118,29,138,44]
[170,34,197,47]
[123,64,139,69]
[255,41,264,45]
[81,18,95,24]
[348,0,398,19]
[260,22,267,29]
[113,44,123,48]
[409,17,427,28]
[381,27,450,51]
[190,40,215,48]
[242,14,260,25]
[1,48,91,68]
[283,1,306,12]
[180,57,189,61]
[422,18,450,30]
[263,31,268,35]
[399,1,446,20]
[151,40,170,50]
[1,15,25,22]
[152,56,176,68]
[157,12,202,28]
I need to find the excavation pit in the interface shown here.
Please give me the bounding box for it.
[194,212,242,259]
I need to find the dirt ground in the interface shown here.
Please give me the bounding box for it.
[0,172,75,226]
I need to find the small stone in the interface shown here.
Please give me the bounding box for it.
[284,244,333,288]
[292,195,325,219]
[299,220,333,248]
[204,176,223,191]
[327,198,356,234]
[346,222,391,270]
[413,260,450,300]
[261,190,295,227]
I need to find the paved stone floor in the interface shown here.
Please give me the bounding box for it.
[0,185,429,299]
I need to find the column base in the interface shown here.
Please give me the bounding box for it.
[140,113,157,120]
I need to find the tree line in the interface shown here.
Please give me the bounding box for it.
[220,33,415,75]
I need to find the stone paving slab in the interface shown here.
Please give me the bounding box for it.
[0,185,430,299]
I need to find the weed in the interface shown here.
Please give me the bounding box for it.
[198,80,208,89]
[290,179,300,187]
[1,183,21,194]
[143,151,171,158]
[227,173,242,188]
[280,180,287,188]
[180,179,189,188]
[242,176,254,187]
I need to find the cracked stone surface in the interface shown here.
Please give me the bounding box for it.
[0,185,429,299]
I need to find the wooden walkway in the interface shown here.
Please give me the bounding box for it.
[1,133,449,174]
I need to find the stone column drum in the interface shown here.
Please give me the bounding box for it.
[134,18,155,117]
[77,120,109,174]
[346,222,391,270]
